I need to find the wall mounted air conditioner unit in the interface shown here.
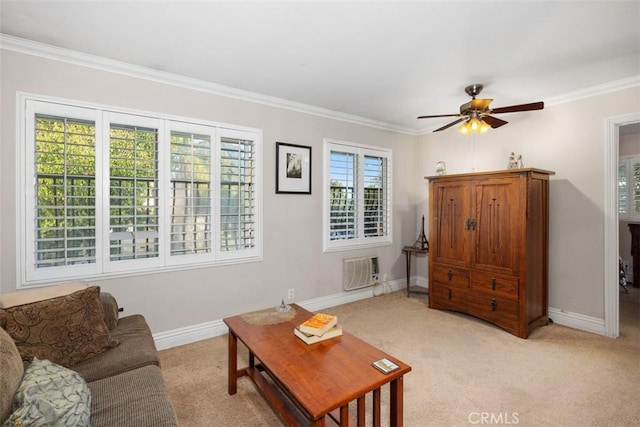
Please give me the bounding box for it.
[343,256,379,291]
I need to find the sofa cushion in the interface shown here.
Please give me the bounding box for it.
[98,292,119,331]
[0,327,24,424]
[88,364,178,427]
[4,358,91,427]
[0,281,88,309]
[72,314,160,383]
[0,287,119,368]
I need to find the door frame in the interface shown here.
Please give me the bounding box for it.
[604,112,640,338]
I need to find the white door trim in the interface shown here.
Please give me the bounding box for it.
[604,112,640,338]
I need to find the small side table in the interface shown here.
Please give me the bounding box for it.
[402,246,428,297]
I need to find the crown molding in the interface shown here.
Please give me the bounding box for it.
[543,75,640,106]
[0,34,418,136]
[2,34,636,137]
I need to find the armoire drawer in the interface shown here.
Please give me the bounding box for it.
[466,292,520,334]
[470,271,519,300]
[432,264,469,289]
[430,283,468,311]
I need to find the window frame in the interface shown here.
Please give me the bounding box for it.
[322,138,392,252]
[216,128,260,262]
[18,94,262,287]
[164,121,217,267]
[103,112,165,274]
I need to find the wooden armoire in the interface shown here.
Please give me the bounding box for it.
[427,168,554,338]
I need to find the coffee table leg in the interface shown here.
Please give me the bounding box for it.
[228,330,238,395]
[389,376,404,427]
[340,405,349,426]
[310,415,326,427]
[357,396,366,427]
[373,387,381,427]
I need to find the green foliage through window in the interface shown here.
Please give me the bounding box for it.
[109,124,159,261]
[24,99,260,284]
[35,115,96,268]
[325,140,391,250]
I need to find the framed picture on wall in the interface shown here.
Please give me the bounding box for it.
[276,142,312,194]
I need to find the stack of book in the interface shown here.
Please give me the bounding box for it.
[294,312,342,344]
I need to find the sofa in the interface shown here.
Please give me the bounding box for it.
[0,283,178,426]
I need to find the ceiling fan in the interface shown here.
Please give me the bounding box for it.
[417,84,544,133]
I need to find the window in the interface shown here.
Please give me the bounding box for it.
[21,97,261,285]
[619,155,640,221]
[323,139,392,251]
[107,114,161,267]
[31,108,98,271]
[219,134,256,254]
[169,129,212,257]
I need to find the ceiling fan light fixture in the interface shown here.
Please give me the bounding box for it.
[458,117,491,134]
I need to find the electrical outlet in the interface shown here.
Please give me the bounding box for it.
[287,288,294,300]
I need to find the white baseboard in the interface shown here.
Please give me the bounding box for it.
[153,278,406,350]
[153,278,605,350]
[547,307,605,336]
[153,319,228,351]
[415,275,428,288]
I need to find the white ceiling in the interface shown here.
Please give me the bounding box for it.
[1,0,639,133]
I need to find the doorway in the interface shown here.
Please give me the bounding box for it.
[604,113,640,338]
[617,123,640,339]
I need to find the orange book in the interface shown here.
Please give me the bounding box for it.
[298,313,338,336]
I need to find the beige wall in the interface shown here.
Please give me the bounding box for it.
[417,87,640,319]
[2,47,638,333]
[0,50,418,333]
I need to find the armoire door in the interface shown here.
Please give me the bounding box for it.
[472,176,523,275]
[431,181,471,267]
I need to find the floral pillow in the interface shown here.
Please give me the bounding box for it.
[0,287,119,367]
[3,358,91,427]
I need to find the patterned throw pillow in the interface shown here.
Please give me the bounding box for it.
[0,287,119,367]
[3,358,91,427]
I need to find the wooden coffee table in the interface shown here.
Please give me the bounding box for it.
[224,304,411,426]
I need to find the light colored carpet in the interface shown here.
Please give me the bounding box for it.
[159,287,639,426]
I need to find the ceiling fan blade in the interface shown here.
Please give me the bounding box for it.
[483,115,508,129]
[433,117,466,132]
[417,113,461,119]
[491,101,544,114]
